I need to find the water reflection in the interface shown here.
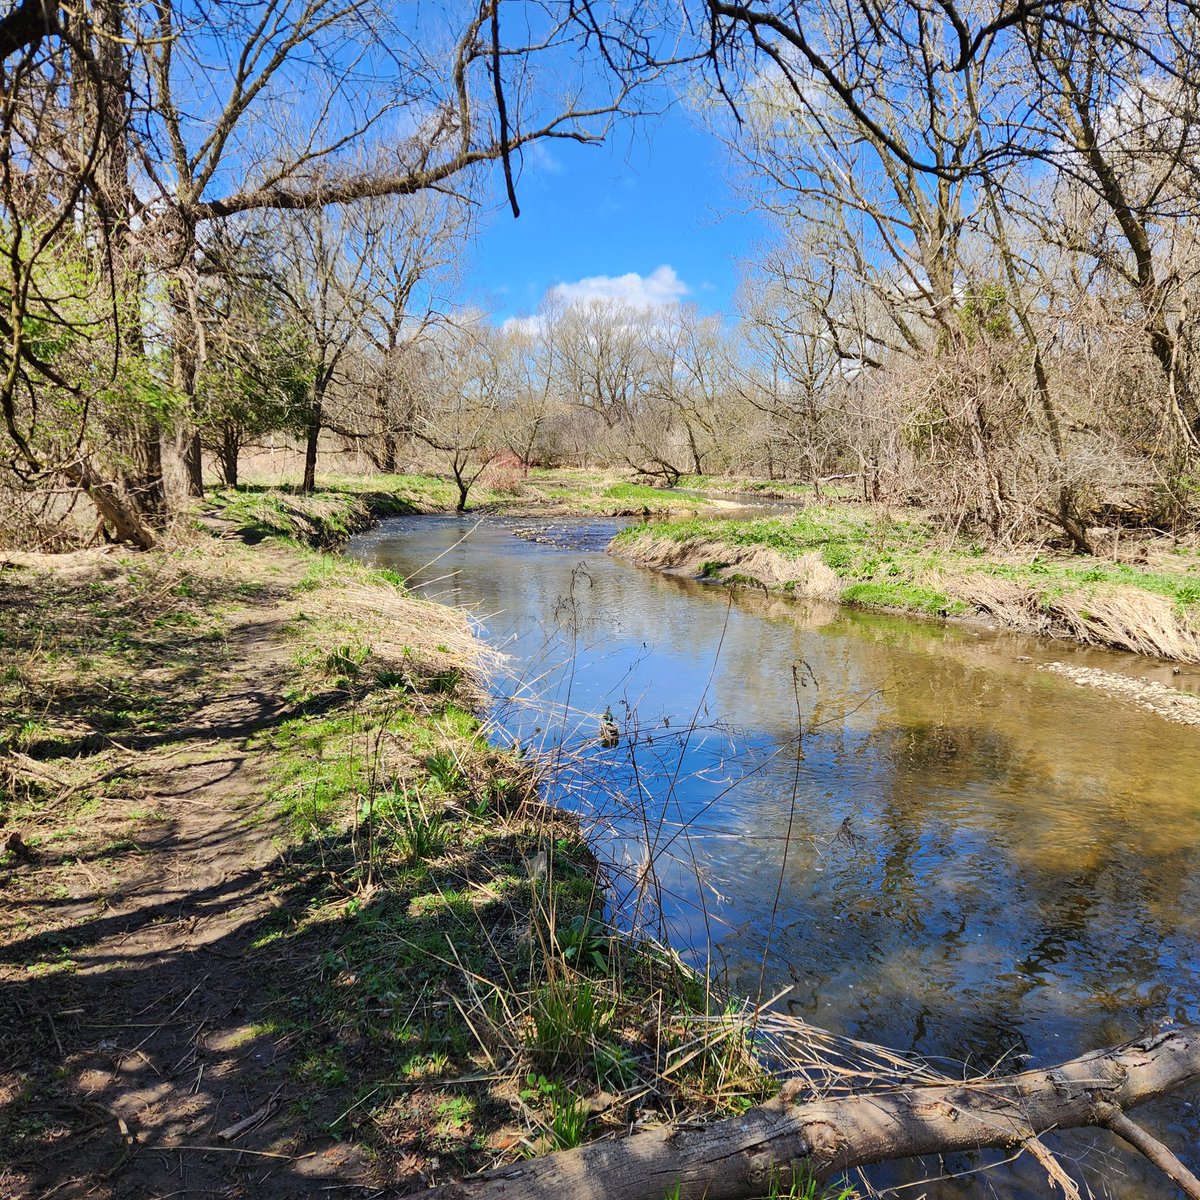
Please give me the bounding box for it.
[351,514,1200,1199]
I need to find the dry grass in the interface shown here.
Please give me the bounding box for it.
[336,580,498,680]
[614,534,841,599]
[952,576,1200,661]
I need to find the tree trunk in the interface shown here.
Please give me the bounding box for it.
[124,422,169,522]
[302,395,322,493]
[183,431,204,496]
[172,295,205,499]
[686,425,704,476]
[422,1027,1200,1200]
[453,459,469,512]
[90,0,171,524]
[63,459,156,550]
[219,425,239,487]
[375,386,399,474]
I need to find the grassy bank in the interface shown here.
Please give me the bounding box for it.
[613,504,1200,662]
[212,469,745,536]
[201,482,423,547]
[0,497,795,1197]
[197,477,1200,663]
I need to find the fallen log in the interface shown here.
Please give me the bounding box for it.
[425,1027,1200,1200]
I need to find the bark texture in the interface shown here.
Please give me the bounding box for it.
[423,1027,1200,1200]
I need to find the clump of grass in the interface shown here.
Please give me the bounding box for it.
[528,975,615,1067]
[761,1168,861,1200]
[380,790,447,863]
[425,748,466,794]
[546,1089,590,1150]
[323,642,372,685]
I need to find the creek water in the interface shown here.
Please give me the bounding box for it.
[350,513,1200,1199]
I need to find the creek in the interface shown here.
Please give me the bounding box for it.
[350,512,1200,1199]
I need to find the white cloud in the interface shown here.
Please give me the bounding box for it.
[525,141,563,176]
[501,266,691,335]
[502,313,544,336]
[547,265,689,311]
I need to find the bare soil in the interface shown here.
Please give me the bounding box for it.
[0,543,381,1199]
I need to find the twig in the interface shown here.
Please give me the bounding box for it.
[44,1008,65,1059]
[216,1088,283,1141]
[1104,1109,1200,1199]
[165,1144,312,1161]
[1021,1135,1082,1198]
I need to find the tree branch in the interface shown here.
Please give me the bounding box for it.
[1103,1108,1200,1199]
[0,0,57,60]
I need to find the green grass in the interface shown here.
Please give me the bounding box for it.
[616,505,931,559]
[676,474,829,499]
[528,976,615,1067]
[601,482,677,502]
[975,555,1200,612]
[321,471,481,513]
[840,580,965,617]
[207,486,372,547]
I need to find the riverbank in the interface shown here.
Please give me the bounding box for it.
[0,503,778,1198]
[612,504,1200,664]
[207,469,748,536]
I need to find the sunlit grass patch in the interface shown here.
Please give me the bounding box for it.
[840,580,965,616]
[208,486,372,547]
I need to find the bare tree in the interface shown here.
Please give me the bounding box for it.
[348,192,469,473]
[493,323,558,471]
[547,297,655,434]
[1,0,636,542]
[412,316,505,511]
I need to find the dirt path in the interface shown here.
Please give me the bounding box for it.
[1,553,377,1199]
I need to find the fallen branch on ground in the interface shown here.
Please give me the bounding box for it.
[421,1027,1200,1200]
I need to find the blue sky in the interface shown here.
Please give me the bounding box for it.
[468,105,769,324]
